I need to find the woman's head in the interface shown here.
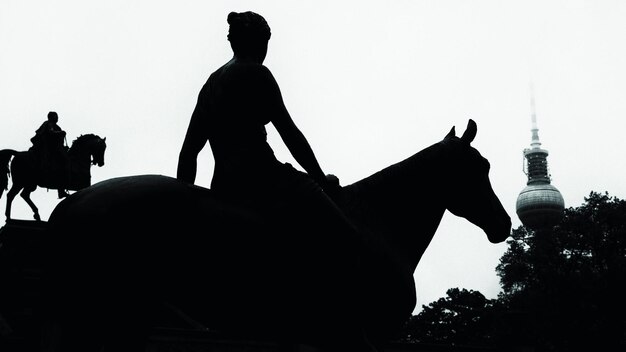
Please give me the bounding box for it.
[227,11,271,62]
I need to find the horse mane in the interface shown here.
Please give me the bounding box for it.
[71,133,98,145]
[343,138,471,214]
[342,141,446,218]
[69,134,99,153]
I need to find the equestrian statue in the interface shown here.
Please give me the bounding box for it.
[0,129,107,221]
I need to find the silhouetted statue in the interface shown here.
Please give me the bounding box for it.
[178,11,341,207]
[30,111,70,198]
[42,120,511,351]
[0,134,107,221]
[176,12,369,347]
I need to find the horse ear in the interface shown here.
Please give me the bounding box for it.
[461,119,477,144]
[103,137,106,142]
[445,126,456,139]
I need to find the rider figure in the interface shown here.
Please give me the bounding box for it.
[177,12,340,201]
[177,12,373,350]
[31,111,69,198]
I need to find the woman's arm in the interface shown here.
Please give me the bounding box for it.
[274,109,327,185]
[177,93,209,184]
[257,67,330,188]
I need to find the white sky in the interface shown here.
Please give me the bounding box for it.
[2,0,626,313]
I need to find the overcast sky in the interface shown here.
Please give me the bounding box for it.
[2,0,626,313]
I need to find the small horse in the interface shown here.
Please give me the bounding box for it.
[43,120,510,351]
[0,134,107,221]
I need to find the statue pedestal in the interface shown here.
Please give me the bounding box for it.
[0,220,47,351]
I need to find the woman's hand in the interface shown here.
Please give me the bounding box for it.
[320,174,342,200]
[325,174,340,187]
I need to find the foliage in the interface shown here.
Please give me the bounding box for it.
[495,191,626,350]
[399,288,502,347]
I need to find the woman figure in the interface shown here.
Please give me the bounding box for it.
[176,11,375,351]
[177,11,337,204]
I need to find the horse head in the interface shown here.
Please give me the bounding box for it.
[90,136,106,167]
[70,134,107,167]
[440,120,511,243]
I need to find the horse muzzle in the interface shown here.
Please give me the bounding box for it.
[485,214,512,243]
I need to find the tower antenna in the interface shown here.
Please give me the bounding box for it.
[530,81,541,149]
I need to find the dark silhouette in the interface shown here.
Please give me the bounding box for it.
[494,191,626,350]
[41,120,511,351]
[400,288,502,347]
[176,13,364,348]
[30,111,70,199]
[177,11,341,206]
[0,134,106,221]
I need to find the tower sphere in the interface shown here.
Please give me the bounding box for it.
[516,183,565,230]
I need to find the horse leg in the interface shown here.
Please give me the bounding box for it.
[5,184,20,220]
[20,185,41,221]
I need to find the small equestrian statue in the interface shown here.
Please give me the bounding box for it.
[0,133,107,221]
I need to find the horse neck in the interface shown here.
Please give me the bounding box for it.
[341,142,449,271]
[68,139,93,167]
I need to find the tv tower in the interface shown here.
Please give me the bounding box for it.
[515,84,565,230]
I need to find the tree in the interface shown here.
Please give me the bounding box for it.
[400,288,501,347]
[496,191,626,350]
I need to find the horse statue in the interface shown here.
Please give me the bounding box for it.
[0,134,107,221]
[40,120,510,351]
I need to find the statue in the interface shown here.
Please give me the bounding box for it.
[177,11,342,215]
[40,120,511,351]
[30,111,71,198]
[0,133,107,221]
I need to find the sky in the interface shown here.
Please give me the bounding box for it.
[2,0,626,314]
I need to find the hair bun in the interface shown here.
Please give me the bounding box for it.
[227,11,271,42]
[227,12,240,26]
